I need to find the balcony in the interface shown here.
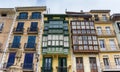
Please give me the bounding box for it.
[41,67,53,72]
[42,47,69,55]
[100,44,120,52]
[16,16,28,20]
[22,63,34,72]
[76,65,84,72]
[8,43,20,51]
[101,62,120,71]
[13,27,24,34]
[56,66,69,72]
[92,17,111,23]
[29,15,41,19]
[73,45,99,53]
[27,27,38,34]
[90,65,98,72]
[24,43,36,51]
[96,30,116,37]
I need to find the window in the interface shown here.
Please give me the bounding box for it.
[30,22,38,31]
[114,55,120,66]
[43,57,52,71]
[6,53,16,68]
[99,40,105,49]
[109,39,116,50]
[105,27,111,35]
[97,27,102,35]
[117,22,120,31]
[103,58,109,68]
[89,57,97,70]
[0,23,4,31]
[18,12,28,19]
[76,57,83,71]
[26,36,36,48]
[16,22,24,31]
[94,15,99,21]
[1,13,7,17]
[102,15,107,21]
[12,36,21,48]
[23,53,34,69]
[31,12,41,19]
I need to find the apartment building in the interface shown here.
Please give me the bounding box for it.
[0,8,15,67]
[0,6,46,72]
[41,14,72,72]
[90,10,120,72]
[66,12,100,72]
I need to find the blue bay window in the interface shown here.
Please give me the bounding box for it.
[23,53,34,69]
[30,22,38,31]
[18,12,28,19]
[26,36,36,48]
[16,22,24,31]
[11,36,21,48]
[31,12,41,19]
[6,53,16,68]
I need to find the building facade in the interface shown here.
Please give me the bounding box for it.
[41,14,72,72]
[0,6,46,72]
[90,10,120,72]
[0,8,15,68]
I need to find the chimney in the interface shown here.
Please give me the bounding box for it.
[80,10,83,13]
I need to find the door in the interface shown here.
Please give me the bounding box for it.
[89,57,98,72]
[27,36,36,48]
[103,58,109,69]
[105,27,111,35]
[30,22,38,31]
[16,22,24,31]
[97,27,102,35]
[58,57,67,72]
[76,57,84,72]
[12,36,21,48]
[109,39,116,50]
[43,57,52,72]
[99,40,106,50]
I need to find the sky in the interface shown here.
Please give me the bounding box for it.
[0,0,119,14]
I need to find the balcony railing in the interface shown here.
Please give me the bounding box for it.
[27,27,38,34]
[73,45,99,53]
[13,27,24,34]
[90,65,98,72]
[29,15,41,19]
[24,43,36,51]
[41,67,53,72]
[76,65,84,72]
[99,44,119,51]
[16,16,28,20]
[8,43,20,51]
[101,62,120,71]
[92,17,111,22]
[22,63,34,71]
[56,66,68,72]
[96,30,116,37]
[42,47,69,54]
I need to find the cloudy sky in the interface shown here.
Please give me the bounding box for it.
[0,0,119,14]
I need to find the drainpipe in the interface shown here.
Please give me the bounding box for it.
[0,8,17,72]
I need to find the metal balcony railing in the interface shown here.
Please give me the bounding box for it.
[96,30,115,37]
[92,17,111,22]
[41,67,53,72]
[101,62,120,71]
[24,43,36,51]
[22,63,34,71]
[13,27,24,34]
[16,16,28,20]
[57,66,68,72]
[27,27,38,34]
[8,43,21,49]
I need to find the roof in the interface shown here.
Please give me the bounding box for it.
[0,8,15,13]
[15,6,46,11]
[111,13,120,20]
[90,10,110,13]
